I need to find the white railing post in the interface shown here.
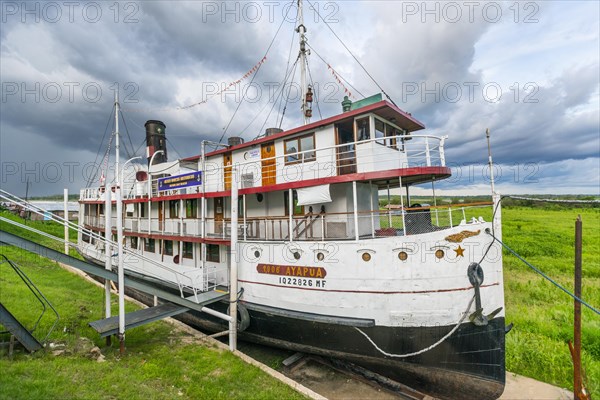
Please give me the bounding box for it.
[440,135,447,166]
[353,181,359,241]
[399,176,406,235]
[425,137,431,167]
[449,207,453,227]
[288,189,293,241]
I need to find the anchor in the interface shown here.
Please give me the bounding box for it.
[467,262,502,326]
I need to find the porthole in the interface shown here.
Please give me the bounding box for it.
[254,250,260,258]
[316,252,325,261]
[362,252,371,262]
[398,251,408,261]
[435,249,445,259]
[293,252,301,260]
[256,193,263,202]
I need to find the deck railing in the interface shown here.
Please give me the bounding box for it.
[79,203,493,242]
[80,134,447,201]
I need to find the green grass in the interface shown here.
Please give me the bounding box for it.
[0,246,306,400]
[502,207,599,393]
[1,210,80,259]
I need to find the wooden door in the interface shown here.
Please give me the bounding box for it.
[214,197,224,234]
[261,142,276,186]
[336,123,357,175]
[158,201,164,231]
[223,152,232,190]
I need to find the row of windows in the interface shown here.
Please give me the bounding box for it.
[133,238,219,262]
[358,117,405,149]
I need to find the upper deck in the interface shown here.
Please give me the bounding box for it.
[80,100,450,203]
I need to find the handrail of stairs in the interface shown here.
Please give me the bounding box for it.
[0,255,60,345]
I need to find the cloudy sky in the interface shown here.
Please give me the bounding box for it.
[1,0,598,197]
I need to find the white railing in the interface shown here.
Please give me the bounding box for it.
[80,134,447,201]
[98,203,493,242]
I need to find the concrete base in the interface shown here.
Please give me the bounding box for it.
[501,373,572,400]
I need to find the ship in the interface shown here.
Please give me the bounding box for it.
[77,4,506,399]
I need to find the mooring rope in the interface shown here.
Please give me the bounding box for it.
[354,295,475,358]
[486,229,600,316]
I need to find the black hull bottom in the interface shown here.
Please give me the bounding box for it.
[126,289,505,400]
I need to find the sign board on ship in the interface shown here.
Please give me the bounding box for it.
[158,171,202,191]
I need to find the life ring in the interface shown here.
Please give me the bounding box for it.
[227,303,250,332]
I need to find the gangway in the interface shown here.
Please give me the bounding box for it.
[0,255,59,352]
[0,230,230,337]
[1,188,236,350]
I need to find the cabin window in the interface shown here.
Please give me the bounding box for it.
[356,117,370,141]
[183,242,194,259]
[144,238,155,253]
[82,233,91,243]
[207,244,220,262]
[163,240,173,256]
[284,133,315,164]
[130,236,138,249]
[139,203,146,218]
[375,120,385,145]
[169,200,179,218]
[186,199,198,218]
[284,190,304,216]
[99,204,105,215]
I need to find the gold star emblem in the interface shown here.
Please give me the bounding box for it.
[454,245,465,257]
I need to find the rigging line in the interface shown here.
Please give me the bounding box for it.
[305,0,397,106]
[165,137,182,160]
[119,109,136,159]
[219,0,296,146]
[277,17,300,124]
[240,57,296,137]
[255,57,301,138]
[278,56,301,129]
[486,229,600,316]
[133,137,146,158]
[305,58,322,120]
[306,42,365,99]
[86,107,115,188]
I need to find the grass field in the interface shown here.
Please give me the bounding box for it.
[1,204,599,396]
[501,206,599,394]
[0,244,306,400]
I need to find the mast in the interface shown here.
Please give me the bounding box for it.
[298,0,311,125]
[115,91,120,186]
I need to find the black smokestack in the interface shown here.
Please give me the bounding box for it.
[145,120,167,166]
